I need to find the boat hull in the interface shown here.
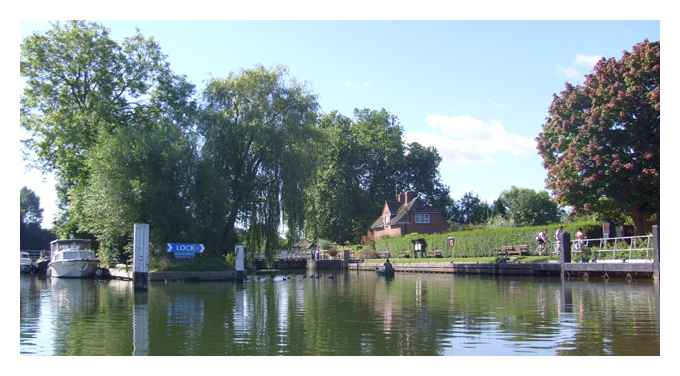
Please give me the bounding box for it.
[376,268,395,278]
[48,260,98,278]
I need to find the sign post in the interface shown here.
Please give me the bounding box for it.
[166,243,205,259]
[235,244,246,282]
[133,223,150,291]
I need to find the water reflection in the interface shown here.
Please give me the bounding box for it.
[133,292,149,356]
[20,273,659,356]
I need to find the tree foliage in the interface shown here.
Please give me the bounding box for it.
[536,40,659,233]
[449,192,492,225]
[21,21,196,238]
[198,66,318,258]
[20,187,56,250]
[304,110,453,243]
[498,186,560,226]
[20,187,43,226]
[20,22,454,263]
[70,121,198,264]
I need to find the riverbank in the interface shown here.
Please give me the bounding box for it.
[352,259,654,279]
[362,256,558,264]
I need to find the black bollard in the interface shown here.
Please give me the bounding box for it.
[560,231,572,264]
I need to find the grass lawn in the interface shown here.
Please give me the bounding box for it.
[363,255,558,265]
[150,255,233,272]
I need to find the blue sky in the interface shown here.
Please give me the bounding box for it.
[20,21,660,228]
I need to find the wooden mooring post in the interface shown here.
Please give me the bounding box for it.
[133,223,150,290]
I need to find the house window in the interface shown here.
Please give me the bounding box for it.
[384,214,390,227]
[415,213,431,224]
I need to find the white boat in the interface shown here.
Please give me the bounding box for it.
[20,251,33,273]
[48,239,99,278]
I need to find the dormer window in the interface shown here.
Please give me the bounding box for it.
[415,213,431,224]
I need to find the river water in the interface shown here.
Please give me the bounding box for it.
[19,272,659,355]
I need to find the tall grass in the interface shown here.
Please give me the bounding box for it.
[372,220,600,258]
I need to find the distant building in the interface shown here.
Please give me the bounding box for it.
[364,192,448,242]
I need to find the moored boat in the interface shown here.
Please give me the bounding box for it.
[48,239,99,278]
[376,266,395,278]
[20,252,33,273]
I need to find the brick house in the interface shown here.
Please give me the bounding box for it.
[364,192,448,242]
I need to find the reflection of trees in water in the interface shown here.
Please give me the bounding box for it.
[20,276,49,352]
[556,281,659,355]
[148,282,226,355]
[55,279,133,355]
[23,273,659,355]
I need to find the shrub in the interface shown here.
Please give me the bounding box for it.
[225,253,235,268]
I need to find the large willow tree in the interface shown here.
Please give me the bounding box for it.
[198,66,318,258]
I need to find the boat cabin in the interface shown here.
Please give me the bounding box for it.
[50,239,94,260]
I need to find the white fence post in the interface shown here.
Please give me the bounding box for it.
[133,223,150,290]
[235,244,246,281]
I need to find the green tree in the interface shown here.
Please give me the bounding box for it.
[351,108,406,229]
[20,21,195,238]
[451,192,492,225]
[70,120,198,265]
[20,187,43,226]
[20,187,56,250]
[198,66,318,259]
[304,112,364,244]
[498,186,560,226]
[536,40,659,234]
[306,110,453,243]
[401,142,452,214]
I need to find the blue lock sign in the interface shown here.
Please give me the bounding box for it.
[167,243,205,259]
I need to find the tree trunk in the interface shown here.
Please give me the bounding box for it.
[220,211,239,256]
[631,206,650,235]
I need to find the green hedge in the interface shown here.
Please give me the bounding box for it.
[373,220,600,258]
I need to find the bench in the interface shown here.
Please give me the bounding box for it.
[497,244,530,256]
[428,249,443,258]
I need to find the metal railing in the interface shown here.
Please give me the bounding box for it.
[570,235,653,261]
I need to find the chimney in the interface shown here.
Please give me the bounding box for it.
[397,192,415,205]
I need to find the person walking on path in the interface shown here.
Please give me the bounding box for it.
[575,228,586,251]
[536,230,548,255]
[554,226,564,256]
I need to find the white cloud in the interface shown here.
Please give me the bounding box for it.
[405,115,536,166]
[574,54,602,68]
[558,54,603,80]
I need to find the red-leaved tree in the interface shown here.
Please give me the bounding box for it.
[537,40,659,234]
